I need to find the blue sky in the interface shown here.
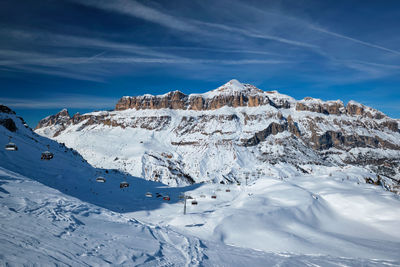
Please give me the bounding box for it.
[0,0,399,126]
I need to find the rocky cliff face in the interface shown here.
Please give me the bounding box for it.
[115,80,277,111]
[35,80,400,191]
[0,105,29,132]
[295,98,387,119]
[35,109,73,137]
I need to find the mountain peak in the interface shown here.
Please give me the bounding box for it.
[35,108,71,130]
[57,108,70,118]
[218,79,245,91]
[202,79,263,98]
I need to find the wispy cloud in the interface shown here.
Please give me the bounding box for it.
[0,29,181,59]
[69,0,199,33]
[192,20,317,49]
[310,26,400,56]
[151,46,278,56]
[69,0,316,49]
[0,94,118,109]
[6,65,106,82]
[93,57,288,65]
[0,44,289,81]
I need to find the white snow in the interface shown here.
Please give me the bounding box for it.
[3,111,400,265]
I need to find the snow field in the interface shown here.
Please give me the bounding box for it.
[130,175,400,261]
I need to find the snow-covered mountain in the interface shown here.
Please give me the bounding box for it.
[0,105,330,265]
[2,104,400,265]
[35,79,400,192]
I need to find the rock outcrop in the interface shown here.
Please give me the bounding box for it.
[0,105,18,132]
[295,98,345,115]
[0,118,17,132]
[295,98,387,120]
[346,101,385,119]
[115,80,275,111]
[35,109,71,130]
[0,105,16,115]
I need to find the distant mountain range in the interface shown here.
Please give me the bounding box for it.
[34,80,400,193]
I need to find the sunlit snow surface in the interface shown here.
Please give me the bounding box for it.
[1,168,400,266]
[1,111,400,265]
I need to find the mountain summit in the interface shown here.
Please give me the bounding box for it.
[35,81,400,191]
[204,79,264,97]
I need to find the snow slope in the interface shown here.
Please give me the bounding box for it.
[3,108,400,265]
[4,168,398,266]
[130,172,400,260]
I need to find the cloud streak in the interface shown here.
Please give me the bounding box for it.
[311,26,400,56]
[0,45,289,81]
[0,94,118,109]
[193,20,317,49]
[70,0,199,33]
[69,0,317,49]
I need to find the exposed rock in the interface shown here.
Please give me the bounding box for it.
[115,80,276,111]
[295,98,387,119]
[115,91,274,111]
[142,152,195,186]
[287,115,301,137]
[311,131,400,150]
[35,109,71,130]
[346,101,385,119]
[296,98,345,115]
[0,105,16,115]
[241,122,288,146]
[0,118,17,132]
[0,105,18,131]
[380,120,399,132]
